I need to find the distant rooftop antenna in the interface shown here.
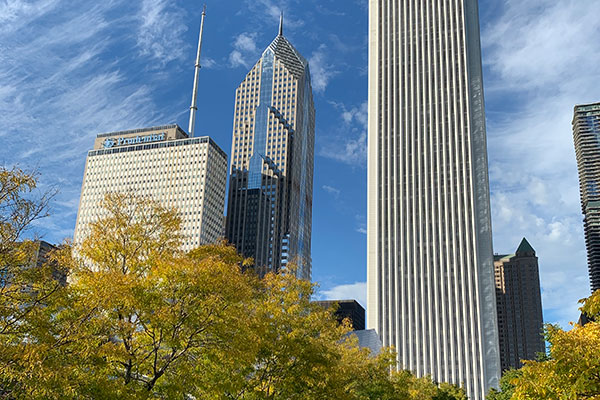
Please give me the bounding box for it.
[188,5,206,138]
[278,11,283,36]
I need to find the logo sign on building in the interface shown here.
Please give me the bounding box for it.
[103,133,166,149]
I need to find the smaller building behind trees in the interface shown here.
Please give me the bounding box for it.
[494,238,545,372]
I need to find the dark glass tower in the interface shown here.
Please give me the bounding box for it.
[226,19,315,280]
[573,102,600,292]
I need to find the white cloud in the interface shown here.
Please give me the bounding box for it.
[320,101,367,166]
[0,0,59,33]
[483,0,600,329]
[321,131,366,166]
[483,0,600,93]
[355,214,367,235]
[308,44,338,93]
[137,0,188,64]
[241,0,304,33]
[322,185,340,197]
[321,282,367,309]
[228,32,259,69]
[202,57,217,69]
[0,1,172,243]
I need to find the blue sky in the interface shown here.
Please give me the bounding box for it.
[1,0,599,330]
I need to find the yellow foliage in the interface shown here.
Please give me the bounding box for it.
[2,189,468,399]
[511,291,600,399]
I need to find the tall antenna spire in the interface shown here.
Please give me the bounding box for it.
[188,5,207,138]
[278,11,283,36]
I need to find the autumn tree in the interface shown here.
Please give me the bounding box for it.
[486,369,520,400]
[3,188,468,399]
[54,193,259,399]
[0,167,60,396]
[218,265,467,400]
[507,290,600,399]
[0,167,57,335]
[219,266,368,399]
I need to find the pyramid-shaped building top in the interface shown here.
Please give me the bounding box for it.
[515,237,536,257]
[264,18,308,79]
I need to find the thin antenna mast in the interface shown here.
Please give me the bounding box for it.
[188,5,206,138]
[279,11,283,36]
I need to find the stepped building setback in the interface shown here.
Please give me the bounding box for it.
[74,125,227,251]
[573,102,600,292]
[366,0,500,398]
[226,17,315,279]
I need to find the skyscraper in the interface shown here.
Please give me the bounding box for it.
[494,238,545,371]
[366,1,500,398]
[573,102,600,293]
[74,125,228,251]
[226,18,315,280]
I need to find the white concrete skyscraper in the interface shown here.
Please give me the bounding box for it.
[366,1,500,398]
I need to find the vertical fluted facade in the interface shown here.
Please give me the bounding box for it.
[573,102,600,293]
[366,1,500,398]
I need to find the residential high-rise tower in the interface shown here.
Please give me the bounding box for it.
[226,17,315,279]
[573,102,600,293]
[494,238,545,371]
[366,1,500,398]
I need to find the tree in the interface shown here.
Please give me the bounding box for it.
[0,167,59,397]
[2,188,469,399]
[509,290,600,399]
[60,193,259,399]
[0,167,58,335]
[220,266,363,399]
[486,369,520,400]
[219,265,467,400]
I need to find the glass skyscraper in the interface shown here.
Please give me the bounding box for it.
[366,1,500,398]
[226,20,315,280]
[573,102,600,293]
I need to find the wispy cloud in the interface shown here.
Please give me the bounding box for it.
[0,0,176,242]
[315,4,346,17]
[320,282,367,309]
[137,0,188,65]
[482,0,600,328]
[322,185,341,198]
[241,0,304,33]
[229,32,259,69]
[320,101,367,166]
[308,44,338,93]
[0,0,60,33]
[202,57,217,69]
[355,214,367,235]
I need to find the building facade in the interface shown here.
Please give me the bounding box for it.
[226,21,315,280]
[314,300,366,331]
[494,238,545,371]
[573,102,600,293]
[74,125,227,251]
[33,241,67,286]
[366,0,501,398]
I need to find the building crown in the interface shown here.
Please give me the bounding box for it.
[515,237,536,257]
